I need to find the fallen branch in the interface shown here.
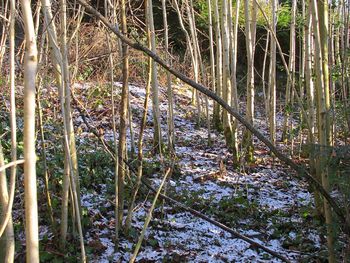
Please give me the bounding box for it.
[76,0,349,232]
[130,162,292,263]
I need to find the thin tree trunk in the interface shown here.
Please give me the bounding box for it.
[243,0,256,162]
[282,0,297,147]
[35,0,54,232]
[213,0,223,130]
[103,0,120,247]
[117,0,129,239]
[128,93,136,157]
[298,0,307,154]
[21,0,39,260]
[262,32,269,121]
[229,0,240,164]
[0,0,17,259]
[148,0,162,154]
[207,0,215,145]
[162,0,175,153]
[36,85,55,227]
[124,4,153,232]
[40,0,81,246]
[59,0,81,217]
[311,0,335,261]
[187,0,202,124]
[187,0,209,137]
[0,143,15,263]
[304,0,324,223]
[329,4,336,145]
[0,0,9,71]
[59,0,86,259]
[221,0,234,154]
[268,0,277,146]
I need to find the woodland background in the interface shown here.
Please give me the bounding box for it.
[0,0,349,262]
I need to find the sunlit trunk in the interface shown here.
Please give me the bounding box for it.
[21,0,39,260]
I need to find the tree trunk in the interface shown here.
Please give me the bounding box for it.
[213,0,223,130]
[207,0,216,145]
[59,0,86,259]
[161,0,175,154]
[282,0,297,148]
[21,0,39,260]
[0,0,16,259]
[148,0,162,153]
[221,0,234,153]
[268,0,277,146]
[116,0,129,238]
[0,144,15,263]
[262,32,269,121]
[230,0,240,164]
[243,0,256,162]
[311,0,335,261]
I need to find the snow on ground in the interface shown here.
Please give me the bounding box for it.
[74,82,321,262]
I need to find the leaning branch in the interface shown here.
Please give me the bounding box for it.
[76,0,349,233]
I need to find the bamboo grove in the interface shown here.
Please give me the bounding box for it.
[0,0,349,262]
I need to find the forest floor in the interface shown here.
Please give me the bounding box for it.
[6,81,335,262]
[70,82,329,263]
